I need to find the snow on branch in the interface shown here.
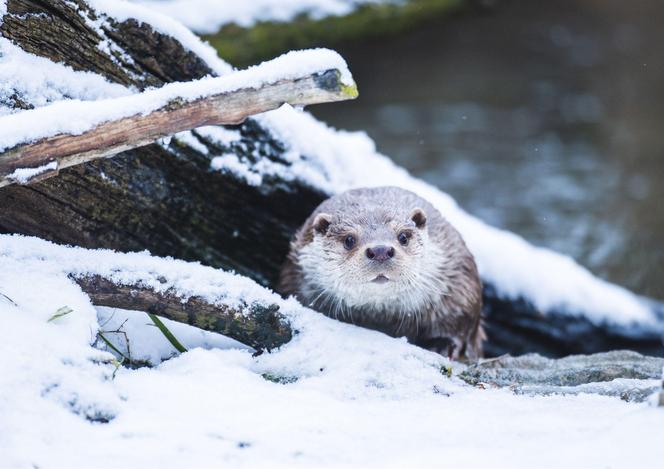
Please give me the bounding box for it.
[0,49,357,188]
[74,275,292,352]
[0,235,293,352]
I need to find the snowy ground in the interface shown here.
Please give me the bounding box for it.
[1,235,663,469]
[1,0,664,467]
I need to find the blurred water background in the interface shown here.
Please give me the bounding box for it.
[313,0,664,300]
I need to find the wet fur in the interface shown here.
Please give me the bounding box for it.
[279,186,485,359]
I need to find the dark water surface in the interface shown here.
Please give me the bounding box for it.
[313,0,664,300]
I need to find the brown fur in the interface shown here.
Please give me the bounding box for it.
[278,186,484,359]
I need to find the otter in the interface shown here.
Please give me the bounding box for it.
[279,186,485,359]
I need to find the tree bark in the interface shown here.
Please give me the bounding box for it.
[73,275,292,352]
[1,0,662,357]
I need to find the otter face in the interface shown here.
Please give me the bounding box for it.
[297,206,439,314]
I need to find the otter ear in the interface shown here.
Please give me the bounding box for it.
[312,213,332,235]
[410,208,427,229]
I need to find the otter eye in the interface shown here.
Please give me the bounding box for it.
[398,232,409,246]
[343,235,356,250]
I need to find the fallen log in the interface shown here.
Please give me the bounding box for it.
[73,274,292,352]
[0,61,356,188]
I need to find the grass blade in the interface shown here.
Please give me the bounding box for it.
[97,332,130,361]
[48,306,73,322]
[148,313,188,353]
[0,292,17,306]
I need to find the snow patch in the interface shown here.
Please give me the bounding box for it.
[196,125,242,145]
[211,153,264,186]
[96,306,251,365]
[6,161,58,184]
[87,0,233,76]
[0,37,130,116]
[173,130,209,154]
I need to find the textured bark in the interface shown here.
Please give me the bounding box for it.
[1,0,662,357]
[74,275,292,352]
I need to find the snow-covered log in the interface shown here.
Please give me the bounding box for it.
[0,0,662,357]
[0,234,294,352]
[0,52,356,187]
[73,275,291,352]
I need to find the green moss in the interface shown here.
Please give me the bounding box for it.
[341,80,359,99]
[203,0,465,67]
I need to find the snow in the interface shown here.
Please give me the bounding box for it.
[173,130,210,154]
[196,125,243,145]
[0,48,352,152]
[2,2,664,466]
[1,234,663,469]
[6,161,58,184]
[0,235,280,311]
[87,0,233,76]
[211,153,264,186]
[0,37,130,117]
[131,0,401,34]
[96,306,251,364]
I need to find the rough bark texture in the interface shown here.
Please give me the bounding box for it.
[74,275,292,352]
[1,0,662,357]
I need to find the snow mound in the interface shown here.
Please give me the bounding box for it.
[1,234,663,469]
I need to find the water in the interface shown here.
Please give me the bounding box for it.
[312,0,664,300]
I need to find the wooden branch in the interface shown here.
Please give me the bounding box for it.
[73,274,293,353]
[0,68,357,188]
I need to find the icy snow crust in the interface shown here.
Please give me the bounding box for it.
[131,0,402,34]
[1,235,664,469]
[0,47,352,152]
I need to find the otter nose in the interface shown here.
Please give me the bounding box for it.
[365,245,395,262]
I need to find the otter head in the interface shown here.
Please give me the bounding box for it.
[299,205,438,314]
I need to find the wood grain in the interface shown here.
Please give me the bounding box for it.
[0,69,356,188]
